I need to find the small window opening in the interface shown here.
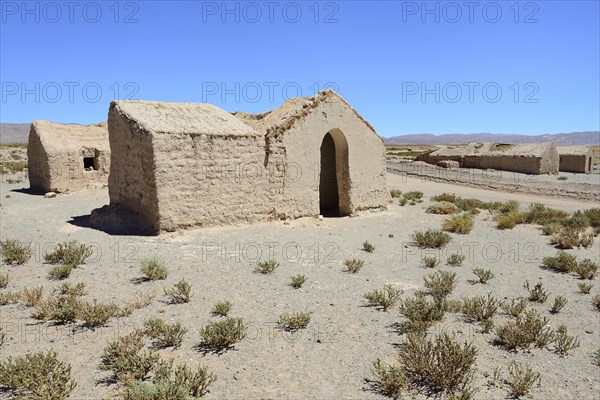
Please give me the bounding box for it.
[83,157,96,170]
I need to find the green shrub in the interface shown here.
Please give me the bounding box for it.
[462,293,498,324]
[398,293,445,333]
[524,203,568,225]
[363,240,375,253]
[501,298,527,317]
[0,272,8,289]
[574,259,598,279]
[403,191,423,201]
[424,271,457,303]
[412,229,451,248]
[542,251,577,273]
[541,223,562,236]
[79,301,119,328]
[48,264,73,280]
[426,201,460,215]
[495,309,553,350]
[472,268,494,284]
[290,274,306,288]
[100,330,159,382]
[583,208,600,228]
[0,239,32,265]
[553,325,579,355]
[370,359,407,399]
[443,213,474,234]
[390,189,403,198]
[0,351,76,400]
[495,212,525,230]
[344,258,364,274]
[398,332,478,394]
[422,256,439,268]
[523,280,548,303]
[211,301,232,317]
[578,282,593,294]
[44,241,92,267]
[507,362,540,398]
[144,318,187,349]
[557,176,568,180]
[447,253,466,267]
[498,200,521,215]
[550,296,567,314]
[278,312,311,331]
[164,279,192,304]
[255,260,279,274]
[140,257,168,280]
[363,284,401,311]
[31,294,82,324]
[431,193,458,203]
[199,318,245,350]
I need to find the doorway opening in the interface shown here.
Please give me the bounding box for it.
[83,157,96,170]
[319,129,350,217]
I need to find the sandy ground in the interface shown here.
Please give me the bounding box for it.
[0,172,599,400]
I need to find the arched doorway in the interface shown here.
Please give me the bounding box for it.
[319,129,350,216]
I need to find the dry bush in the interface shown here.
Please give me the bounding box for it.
[553,325,580,355]
[48,264,73,280]
[594,349,600,366]
[583,208,600,230]
[79,300,120,328]
[398,293,445,333]
[398,332,477,394]
[144,318,187,349]
[344,258,364,274]
[523,280,548,303]
[426,201,460,215]
[550,214,594,248]
[577,282,593,294]
[0,291,20,306]
[447,253,466,267]
[0,327,4,348]
[0,272,8,289]
[471,268,494,284]
[542,251,577,273]
[21,285,44,307]
[199,318,245,350]
[424,271,457,303]
[211,300,232,317]
[389,189,403,198]
[131,290,156,309]
[0,350,76,400]
[140,257,168,280]
[255,260,279,274]
[507,361,540,398]
[524,203,568,225]
[443,214,474,234]
[501,298,527,317]
[370,359,407,399]
[462,293,498,324]
[164,279,192,304]
[594,295,600,311]
[54,282,86,297]
[431,193,459,203]
[44,241,92,267]
[363,284,402,311]
[550,295,567,314]
[290,274,306,288]
[542,223,562,236]
[363,240,375,253]
[279,312,311,331]
[495,309,553,350]
[100,330,159,383]
[422,256,439,268]
[574,259,598,280]
[495,212,525,230]
[412,229,451,249]
[403,191,424,201]
[0,239,32,265]
[31,294,82,323]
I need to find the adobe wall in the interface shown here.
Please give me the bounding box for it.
[559,154,590,173]
[463,155,542,174]
[27,124,51,192]
[538,144,560,174]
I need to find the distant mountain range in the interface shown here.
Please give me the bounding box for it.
[0,123,29,144]
[385,131,600,146]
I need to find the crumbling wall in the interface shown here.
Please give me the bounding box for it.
[27,124,51,192]
[559,154,589,173]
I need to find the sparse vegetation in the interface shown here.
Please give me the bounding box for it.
[550,296,567,314]
[426,201,460,215]
[100,330,159,382]
[495,212,525,230]
[255,260,279,274]
[574,259,598,280]
[290,274,306,288]
[198,318,245,350]
[164,279,192,303]
[0,291,20,305]
[79,300,120,328]
[398,293,445,333]
[424,270,457,303]
[523,280,549,303]
[131,290,156,309]
[524,203,569,225]
[389,189,403,198]
[443,213,474,234]
[278,312,311,331]
[211,300,232,317]
[577,282,593,294]
[542,251,577,273]
[412,229,451,248]
[422,256,439,268]
[447,253,466,267]
[0,239,32,265]
[363,240,375,253]
[370,359,407,399]
[507,361,540,398]
[144,318,188,349]
[44,241,93,267]
[557,176,568,180]
[48,264,73,280]
[363,284,401,311]
[344,258,364,274]
[0,272,8,289]
[462,293,498,326]
[553,325,580,355]
[594,295,600,311]
[472,268,494,284]
[495,309,553,350]
[21,285,44,307]
[54,282,86,297]
[0,350,77,400]
[501,298,527,317]
[140,257,168,280]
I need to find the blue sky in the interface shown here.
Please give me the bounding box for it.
[1,0,598,137]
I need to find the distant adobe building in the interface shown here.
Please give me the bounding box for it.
[415,142,559,175]
[92,90,388,234]
[557,146,594,173]
[27,121,110,193]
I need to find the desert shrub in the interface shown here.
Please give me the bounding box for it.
[498,200,521,215]
[398,332,477,394]
[370,359,407,399]
[426,201,460,215]
[524,203,568,225]
[48,264,73,280]
[398,293,445,333]
[442,213,474,234]
[211,300,232,317]
[583,208,600,228]
[0,327,4,348]
[199,318,245,350]
[447,253,466,267]
[424,271,457,303]
[0,350,76,400]
[523,280,548,303]
[0,291,20,305]
[578,282,593,294]
[0,239,32,265]
[594,295,600,311]
[412,229,451,248]
[164,279,192,304]
[553,325,580,355]
[131,290,156,309]
[278,312,311,331]
[495,309,553,350]
[255,260,279,274]
[462,293,498,324]
[79,300,119,328]
[595,349,600,366]
[140,257,168,280]
[507,362,540,398]
[551,227,594,249]
[31,294,82,323]
[144,318,187,349]
[363,284,401,311]
[100,330,159,382]
[363,240,375,253]
[54,282,86,297]
[20,285,43,307]
[290,274,306,288]
[550,296,567,314]
[431,193,459,203]
[542,251,577,273]
[398,197,408,206]
[495,212,525,230]
[344,258,364,274]
[501,298,527,317]
[574,259,598,280]
[422,256,439,268]
[403,191,423,201]
[0,272,8,289]
[557,176,568,180]
[471,268,494,284]
[541,223,562,236]
[389,189,403,198]
[44,241,92,267]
